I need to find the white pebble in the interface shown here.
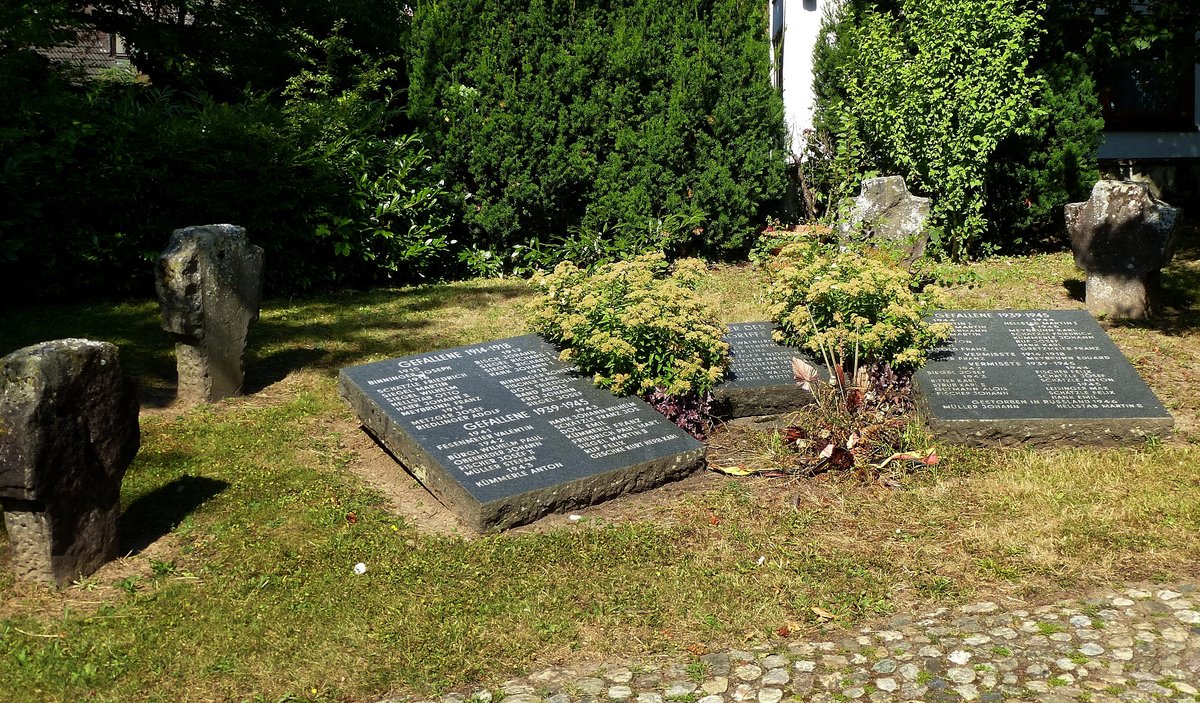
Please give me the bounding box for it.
[959,602,999,614]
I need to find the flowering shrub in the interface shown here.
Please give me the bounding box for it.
[768,250,949,369]
[749,223,834,268]
[530,253,730,435]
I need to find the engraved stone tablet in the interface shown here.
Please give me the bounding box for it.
[915,310,1173,446]
[713,322,813,417]
[339,336,705,531]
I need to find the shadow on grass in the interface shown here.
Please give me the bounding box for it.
[1062,278,1085,303]
[1061,222,1200,335]
[248,281,533,379]
[0,300,177,402]
[244,346,331,394]
[1,279,534,403]
[120,475,229,556]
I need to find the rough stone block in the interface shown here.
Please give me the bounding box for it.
[1066,181,1180,319]
[0,339,140,585]
[155,224,263,403]
[839,176,931,265]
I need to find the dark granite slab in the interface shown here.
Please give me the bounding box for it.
[713,322,813,417]
[914,310,1174,446]
[339,336,705,531]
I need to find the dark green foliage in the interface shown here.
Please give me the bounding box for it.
[806,0,1104,259]
[987,53,1103,250]
[0,1,76,52]
[63,1,417,99]
[0,37,451,300]
[409,0,788,270]
[1060,0,1200,70]
[3,0,787,300]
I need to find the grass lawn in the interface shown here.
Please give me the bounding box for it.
[1,232,1198,702]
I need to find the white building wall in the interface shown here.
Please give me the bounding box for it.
[771,0,827,159]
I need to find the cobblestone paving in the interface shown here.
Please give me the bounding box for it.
[393,583,1200,703]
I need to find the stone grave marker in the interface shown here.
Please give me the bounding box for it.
[713,322,813,417]
[156,224,264,404]
[1066,180,1180,319]
[839,175,932,265]
[914,310,1173,446]
[339,336,705,531]
[0,339,140,586]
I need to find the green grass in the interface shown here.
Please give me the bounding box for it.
[2,236,1200,701]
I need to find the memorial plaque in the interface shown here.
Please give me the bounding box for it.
[713,322,813,417]
[339,336,705,531]
[915,310,1174,446]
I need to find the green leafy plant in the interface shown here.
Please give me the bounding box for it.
[409,0,788,267]
[529,252,729,436]
[283,29,454,283]
[805,0,1100,259]
[768,250,949,369]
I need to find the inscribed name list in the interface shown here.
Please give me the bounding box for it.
[915,310,1172,445]
[339,335,704,530]
[723,322,799,387]
[712,322,814,417]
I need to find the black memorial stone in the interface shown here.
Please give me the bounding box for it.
[339,336,705,531]
[713,322,813,418]
[914,310,1173,446]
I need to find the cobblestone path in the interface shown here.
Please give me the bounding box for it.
[389,582,1200,703]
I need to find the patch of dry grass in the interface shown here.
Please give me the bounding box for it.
[1,231,1198,701]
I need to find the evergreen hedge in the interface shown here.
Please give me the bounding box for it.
[409,0,789,270]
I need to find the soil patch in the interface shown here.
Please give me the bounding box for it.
[337,415,726,537]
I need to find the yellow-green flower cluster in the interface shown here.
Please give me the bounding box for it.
[530,252,730,396]
[766,250,949,369]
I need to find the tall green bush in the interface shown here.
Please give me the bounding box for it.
[986,52,1103,248]
[409,0,788,270]
[806,0,1103,258]
[283,32,454,284]
[828,0,1043,258]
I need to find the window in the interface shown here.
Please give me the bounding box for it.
[108,33,129,59]
[1098,57,1196,131]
